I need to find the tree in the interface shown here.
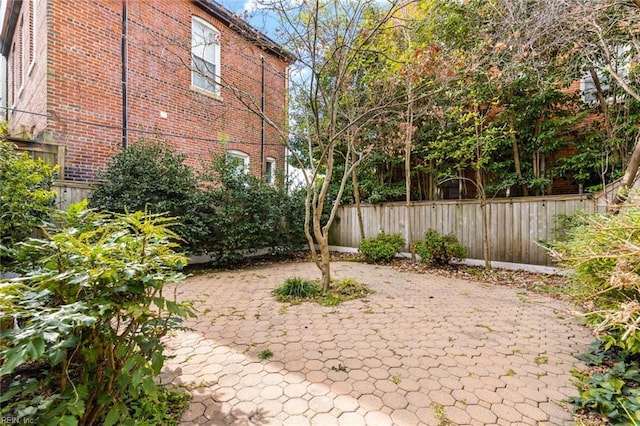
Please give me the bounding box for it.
[225,0,410,290]
[495,0,640,203]
[372,0,451,258]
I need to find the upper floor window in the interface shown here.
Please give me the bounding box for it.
[226,150,249,175]
[191,16,220,95]
[28,0,35,72]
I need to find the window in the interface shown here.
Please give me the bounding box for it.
[265,157,276,184]
[226,150,249,175]
[28,0,35,73]
[191,16,220,94]
[17,16,23,93]
[580,45,632,104]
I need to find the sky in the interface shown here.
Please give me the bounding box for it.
[223,0,280,39]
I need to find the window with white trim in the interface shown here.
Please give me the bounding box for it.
[580,45,632,104]
[265,157,276,184]
[191,16,220,94]
[226,150,249,175]
[28,0,35,73]
[580,71,602,104]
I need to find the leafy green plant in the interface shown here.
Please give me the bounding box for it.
[196,155,306,264]
[358,233,405,263]
[0,206,196,424]
[274,276,372,306]
[128,387,191,425]
[89,140,306,263]
[0,140,56,268]
[571,341,640,424]
[89,137,204,252]
[550,208,640,423]
[273,277,320,301]
[415,229,467,265]
[258,349,274,361]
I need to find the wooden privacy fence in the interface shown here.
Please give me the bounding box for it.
[53,181,94,211]
[329,195,610,266]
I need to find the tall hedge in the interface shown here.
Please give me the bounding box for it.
[89,138,306,263]
[89,138,206,251]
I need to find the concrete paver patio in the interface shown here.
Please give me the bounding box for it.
[161,261,593,425]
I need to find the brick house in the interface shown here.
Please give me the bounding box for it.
[0,0,292,184]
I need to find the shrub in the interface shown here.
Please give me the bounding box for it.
[0,140,56,268]
[415,229,467,265]
[273,277,320,301]
[0,206,195,424]
[89,138,205,253]
[549,207,640,423]
[358,233,405,263]
[196,155,307,264]
[91,142,306,263]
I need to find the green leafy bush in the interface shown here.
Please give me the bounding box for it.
[196,155,307,264]
[571,341,640,423]
[358,233,405,263]
[89,138,205,253]
[90,140,306,263]
[0,140,56,268]
[0,206,195,424]
[415,229,467,265]
[550,208,640,423]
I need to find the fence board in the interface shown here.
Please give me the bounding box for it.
[329,195,607,266]
[53,181,94,211]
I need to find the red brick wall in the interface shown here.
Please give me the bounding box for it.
[7,0,48,139]
[125,0,288,179]
[11,0,288,182]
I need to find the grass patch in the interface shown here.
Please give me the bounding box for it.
[258,349,274,360]
[534,355,549,365]
[433,403,455,426]
[273,277,320,302]
[274,277,374,306]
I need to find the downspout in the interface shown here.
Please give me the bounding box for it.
[260,55,265,178]
[121,0,128,149]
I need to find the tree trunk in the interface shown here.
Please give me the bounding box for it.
[404,84,415,260]
[319,236,332,291]
[476,166,491,269]
[611,132,640,207]
[509,115,527,196]
[428,161,435,200]
[351,151,365,240]
[405,133,413,260]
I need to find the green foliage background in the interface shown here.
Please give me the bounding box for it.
[0,140,56,267]
[89,139,307,264]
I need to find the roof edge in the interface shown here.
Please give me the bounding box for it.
[0,0,23,57]
[195,0,295,63]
